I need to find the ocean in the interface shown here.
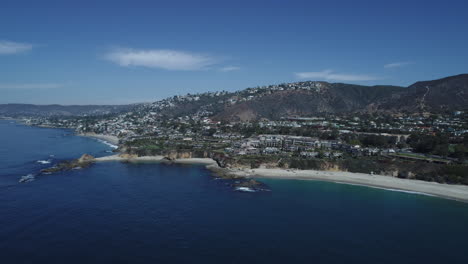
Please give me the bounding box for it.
[1,120,467,263]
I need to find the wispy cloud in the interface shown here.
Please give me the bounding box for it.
[105,48,219,70]
[0,40,33,55]
[219,66,240,72]
[384,61,413,69]
[0,83,64,90]
[295,70,378,82]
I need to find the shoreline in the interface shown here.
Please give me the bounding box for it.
[223,167,468,203]
[94,154,468,203]
[8,120,468,203]
[79,132,120,146]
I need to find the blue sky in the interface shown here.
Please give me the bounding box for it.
[1,0,467,104]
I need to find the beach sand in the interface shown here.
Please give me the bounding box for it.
[79,133,120,145]
[225,167,468,202]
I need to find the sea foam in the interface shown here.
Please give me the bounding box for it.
[19,174,35,183]
[96,139,118,149]
[235,187,256,192]
[333,181,436,197]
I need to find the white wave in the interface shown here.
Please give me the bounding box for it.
[235,187,256,192]
[333,181,436,197]
[376,187,436,197]
[95,139,118,149]
[36,160,51,164]
[19,174,35,183]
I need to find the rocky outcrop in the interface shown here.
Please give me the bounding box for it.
[233,179,263,189]
[41,154,95,174]
[78,154,95,163]
[206,164,243,179]
[205,165,269,192]
[211,152,230,168]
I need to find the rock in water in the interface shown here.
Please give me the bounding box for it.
[78,154,95,163]
[41,154,95,174]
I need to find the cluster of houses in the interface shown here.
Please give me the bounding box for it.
[225,134,397,158]
[258,113,468,137]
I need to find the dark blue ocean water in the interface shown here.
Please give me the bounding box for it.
[1,120,468,264]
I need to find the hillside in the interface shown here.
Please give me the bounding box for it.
[375,74,468,113]
[214,84,403,121]
[212,74,468,121]
[3,74,467,120]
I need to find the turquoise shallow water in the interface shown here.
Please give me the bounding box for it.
[1,120,468,263]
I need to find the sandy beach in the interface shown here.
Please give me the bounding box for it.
[79,132,120,145]
[225,167,468,202]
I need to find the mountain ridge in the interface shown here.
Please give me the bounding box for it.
[2,74,467,120]
[212,74,468,121]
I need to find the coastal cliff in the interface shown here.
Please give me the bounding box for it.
[205,152,468,185]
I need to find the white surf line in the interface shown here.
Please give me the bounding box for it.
[94,138,118,149]
[333,181,436,197]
